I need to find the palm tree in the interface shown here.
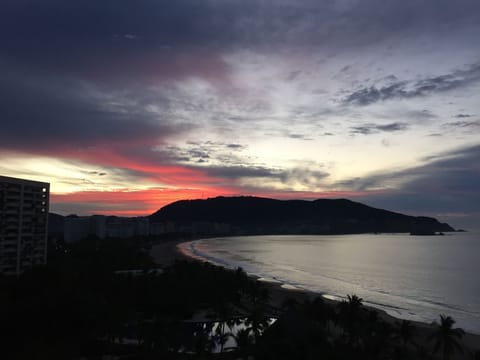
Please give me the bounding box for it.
[214,321,233,353]
[191,322,216,357]
[209,301,234,353]
[347,294,363,309]
[232,328,254,359]
[245,306,270,343]
[246,281,270,306]
[281,296,299,311]
[429,315,465,360]
[394,320,417,349]
[306,297,332,332]
[337,294,364,341]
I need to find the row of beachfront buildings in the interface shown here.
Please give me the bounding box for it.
[0,175,171,276]
[63,215,232,243]
[63,215,169,243]
[0,174,229,276]
[0,175,170,276]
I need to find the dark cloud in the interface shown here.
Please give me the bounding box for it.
[345,62,480,106]
[195,164,329,188]
[278,168,330,187]
[0,2,234,85]
[187,149,211,161]
[199,165,280,179]
[139,141,249,168]
[345,83,404,106]
[123,146,189,165]
[287,133,313,141]
[376,123,407,132]
[0,70,191,152]
[455,114,473,118]
[443,121,480,129]
[287,71,302,81]
[2,1,480,76]
[405,110,437,121]
[226,143,246,150]
[340,145,480,220]
[83,171,108,177]
[350,122,408,135]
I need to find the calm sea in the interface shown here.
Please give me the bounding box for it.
[179,233,480,333]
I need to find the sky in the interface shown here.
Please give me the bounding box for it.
[1,0,479,229]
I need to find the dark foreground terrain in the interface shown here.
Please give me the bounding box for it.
[1,237,477,359]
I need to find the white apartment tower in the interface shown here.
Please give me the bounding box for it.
[0,176,49,275]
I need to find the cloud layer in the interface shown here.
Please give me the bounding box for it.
[344,63,480,106]
[1,0,479,228]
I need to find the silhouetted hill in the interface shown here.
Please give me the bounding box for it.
[48,212,65,237]
[149,196,454,236]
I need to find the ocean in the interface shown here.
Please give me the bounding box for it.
[178,232,480,333]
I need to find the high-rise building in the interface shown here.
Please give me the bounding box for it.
[0,175,49,276]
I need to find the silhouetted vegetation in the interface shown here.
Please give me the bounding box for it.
[150,196,454,236]
[0,237,472,359]
[429,315,466,360]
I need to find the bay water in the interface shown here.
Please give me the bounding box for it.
[179,233,480,333]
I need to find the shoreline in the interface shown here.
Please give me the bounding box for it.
[150,239,480,354]
[149,239,190,266]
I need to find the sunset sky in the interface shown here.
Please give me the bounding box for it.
[1,1,479,229]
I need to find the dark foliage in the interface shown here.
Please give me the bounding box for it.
[0,237,468,359]
[150,196,454,235]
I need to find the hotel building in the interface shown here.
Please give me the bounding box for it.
[0,176,49,275]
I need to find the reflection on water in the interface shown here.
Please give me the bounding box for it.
[178,233,480,333]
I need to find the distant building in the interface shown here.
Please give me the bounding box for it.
[64,216,92,243]
[64,215,106,243]
[0,175,49,276]
[149,222,166,236]
[64,215,151,243]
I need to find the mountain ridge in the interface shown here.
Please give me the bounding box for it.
[149,196,454,236]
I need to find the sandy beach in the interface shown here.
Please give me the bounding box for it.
[151,240,480,356]
[149,239,189,266]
